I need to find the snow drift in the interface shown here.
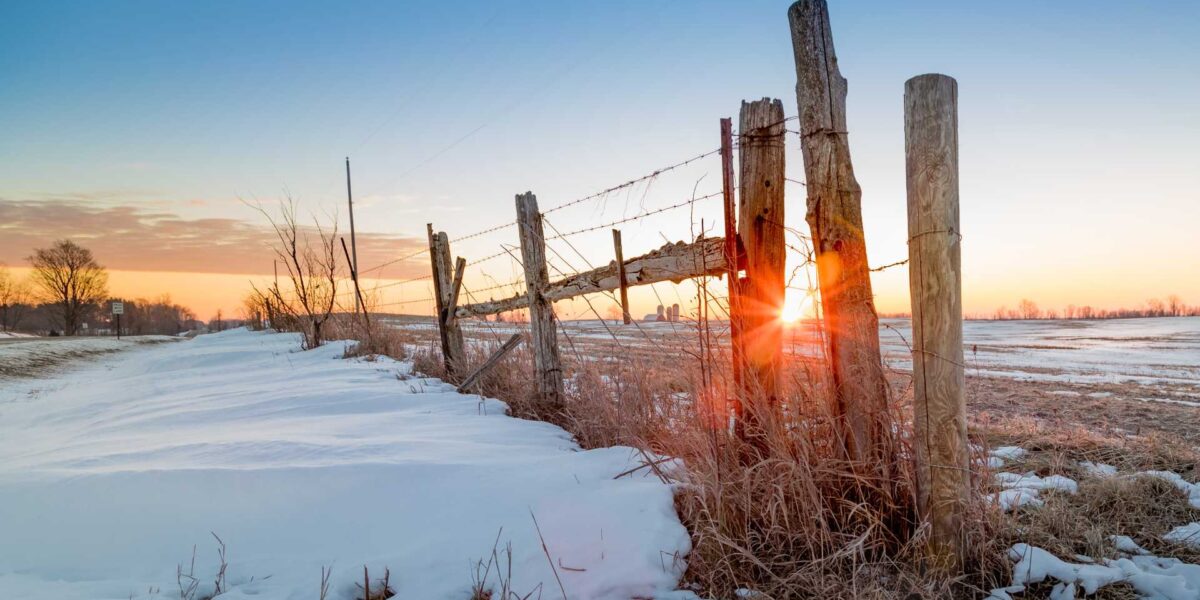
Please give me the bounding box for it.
[0,329,692,599]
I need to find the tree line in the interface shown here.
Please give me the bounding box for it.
[0,239,201,336]
[988,297,1199,320]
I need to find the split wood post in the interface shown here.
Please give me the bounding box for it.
[737,98,787,428]
[612,229,631,324]
[789,0,891,464]
[905,73,967,571]
[515,192,564,406]
[720,116,746,423]
[444,257,466,327]
[427,224,466,380]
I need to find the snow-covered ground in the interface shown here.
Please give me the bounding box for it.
[879,317,1200,388]
[0,335,176,379]
[0,329,691,600]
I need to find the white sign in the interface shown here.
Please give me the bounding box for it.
[112,301,124,315]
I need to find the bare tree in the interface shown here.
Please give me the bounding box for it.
[0,264,33,332]
[1167,294,1184,317]
[1017,298,1041,320]
[27,240,109,335]
[251,198,340,348]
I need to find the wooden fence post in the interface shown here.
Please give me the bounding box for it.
[515,192,564,406]
[720,116,747,429]
[905,73,967,570]
[428,224,466,380]
[612,229,631,324]
[788,0,891,464]
[737,98,787,422]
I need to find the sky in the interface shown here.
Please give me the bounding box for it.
[1,0,1197,320]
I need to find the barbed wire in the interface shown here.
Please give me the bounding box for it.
[545,191,721,241]
[541,148,721,216]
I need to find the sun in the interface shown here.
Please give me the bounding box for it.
[780,292,809,324]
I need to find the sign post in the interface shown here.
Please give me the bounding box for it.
[111,301,124,340]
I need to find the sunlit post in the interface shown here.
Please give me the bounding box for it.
[905,73,968,571]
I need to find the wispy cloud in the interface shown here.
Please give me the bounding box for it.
[0,199,427,277]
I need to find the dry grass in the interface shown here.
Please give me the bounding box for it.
[335,318,1198,599]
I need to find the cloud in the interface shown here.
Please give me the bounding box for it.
[0,199,428,278]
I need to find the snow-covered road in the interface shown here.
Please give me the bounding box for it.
[0,329,691,600]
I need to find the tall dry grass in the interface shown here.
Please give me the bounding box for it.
[404,323,1009,598]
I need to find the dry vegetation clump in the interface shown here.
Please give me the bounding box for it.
[409,331,1007,598]
[342,320,1198,598]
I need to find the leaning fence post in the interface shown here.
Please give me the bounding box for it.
[515,192,564,406]
[788,0,891,464]
[428,224,467,380]
[612,229,632,324]
[737,98,787,425]
[905,73,967,571]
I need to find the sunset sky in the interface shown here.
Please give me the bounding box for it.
[2,0,1197,320]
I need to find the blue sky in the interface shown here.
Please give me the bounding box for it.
[2,0,1197,317]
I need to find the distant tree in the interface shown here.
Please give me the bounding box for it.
[1166,295,1184,317]
[0,264,34,331]
[27,240,109,335]
[1017,299,1041,320]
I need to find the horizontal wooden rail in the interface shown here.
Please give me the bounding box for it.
[456,237,728,318]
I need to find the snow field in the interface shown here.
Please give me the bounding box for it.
[0,329,692,599]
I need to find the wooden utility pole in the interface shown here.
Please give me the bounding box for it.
[905,73,967,570]
[345,157,363,317]
[428,224,466,379]
[515,192,564,406]
[737,98,787,414]
[612,229,631,324]
[341,237,370,329]
[788,0,890,463]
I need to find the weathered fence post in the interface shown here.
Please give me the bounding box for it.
[612,229,631,324]
[428,224,466,380]
[515,192,564,406]
[905,73,967,570]
[720,116,747,429]
[789,0,891,463]
[737,98,787,416]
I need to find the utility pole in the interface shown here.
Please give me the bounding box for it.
[346,157,362,317]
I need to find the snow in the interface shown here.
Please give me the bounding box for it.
[1005,544,1200,598]
[991,472,1078,511]
[1081,461,1118,478]
[1164,524,1200,549]
[991,446,1028,462]
[1110,535,1150,555]
[1139,471,1200,509]
[0,329,692,600]
[879,317,1200,387]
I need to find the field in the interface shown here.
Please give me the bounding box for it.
[0,318,1197,599]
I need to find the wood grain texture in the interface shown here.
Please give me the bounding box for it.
[612,229,631,324]
[738,98,787,409]
[443,256,466,328]
[456,237,727,318]
[905,73,967,570]
[428,225,466,378]
[515,192,564,405]
[788,0,891,464]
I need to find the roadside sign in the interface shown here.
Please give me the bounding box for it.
[112,302,124,315]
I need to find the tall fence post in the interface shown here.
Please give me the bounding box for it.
[428,224,466,380]
[905,73,967,571]
[788,0,891,464]
[612,229,631,324]
[720,116,746,428]
[515,192,564,406]
[737,98,787,428]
